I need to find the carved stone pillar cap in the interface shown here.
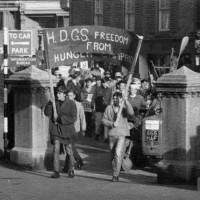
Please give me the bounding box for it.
[5,65,58,87]
[155,66,200,92]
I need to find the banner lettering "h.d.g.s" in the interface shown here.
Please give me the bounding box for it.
[43,26,140,68]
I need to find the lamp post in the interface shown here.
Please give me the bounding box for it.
[2,4,9,159]
[0,1,24,158]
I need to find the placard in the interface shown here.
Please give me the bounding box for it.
[145,120,159,130]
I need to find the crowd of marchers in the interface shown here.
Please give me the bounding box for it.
[44,62,162,182]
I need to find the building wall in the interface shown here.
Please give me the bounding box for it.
[139,55,149,79]
[70,0,198,77]
[137,0,195,38]
[70,0,125,28]
[136,0,197,75]
[178,0,195,36]
[22,15,70,52]
[3,11,16,30]
[67,0,198,38]
[23,16,41,53]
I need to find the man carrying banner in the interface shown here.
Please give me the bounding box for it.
[44,86,77,178]
[62,89,86,171]
[102,91,134,182]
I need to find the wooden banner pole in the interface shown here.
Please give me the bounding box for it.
[43,31,57,120]
[115,36,144,125]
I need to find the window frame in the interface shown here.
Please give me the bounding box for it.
[94,0,103,26]
[159,0,170,32]
[124,0,135,31]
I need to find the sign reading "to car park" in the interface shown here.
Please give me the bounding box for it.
[9,30,32,56]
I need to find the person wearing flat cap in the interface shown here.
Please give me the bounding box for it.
[104,70,111,80]
[112,71,123,93]
[104,70,110,76]
[104,71,115,90]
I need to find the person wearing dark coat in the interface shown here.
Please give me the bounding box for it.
[92,77,111,141]
[44,86,77,178]
[61,89,86,172]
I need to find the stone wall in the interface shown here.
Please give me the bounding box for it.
[155,66,200,183]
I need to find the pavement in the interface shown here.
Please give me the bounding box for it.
[0,134,199,200]
[0,75,199,199]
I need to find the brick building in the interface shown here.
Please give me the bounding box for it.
[70,0,200,78]
[0,0,70,69]
[0,0,199,78]
[0,0,70,153]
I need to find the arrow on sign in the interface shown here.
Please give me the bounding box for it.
[11,41,30,46]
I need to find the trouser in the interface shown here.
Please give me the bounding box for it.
[104,126,108,139]
[85,112,93,136]
[109,136,126,177]
[130,126,147,167]
[95,112,104,135]
[64,142,83,170]
[53,139,75,172]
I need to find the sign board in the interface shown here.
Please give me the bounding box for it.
[9,56,37,66]
[80,61,88,70]
[43,26,140,68]
[9,30,32,56]
[142,116,163,157]
[145,120,159,130]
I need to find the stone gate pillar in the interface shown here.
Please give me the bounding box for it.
[155,66,200,183]
[6,66,57,169]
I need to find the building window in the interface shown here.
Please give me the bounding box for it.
[57,16,69,28]
[125,0,135,30]
[159,0,170,31]
[29,16,56,28]
[57,16,64,27]
[94,0,103,26]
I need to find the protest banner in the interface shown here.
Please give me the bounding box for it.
[43,25,140,68]
[43,26,142,116]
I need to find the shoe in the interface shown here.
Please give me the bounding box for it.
[51,171,60,178]
[112,176,119,182]
[95,135,99,141]
[68,169,75,178]
[76,162,84,170]
[104,138,109,143]
[60,167,68,173]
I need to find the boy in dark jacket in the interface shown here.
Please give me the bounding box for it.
[44,86,77,178]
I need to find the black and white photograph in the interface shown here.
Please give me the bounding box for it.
[0,0,200,199]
